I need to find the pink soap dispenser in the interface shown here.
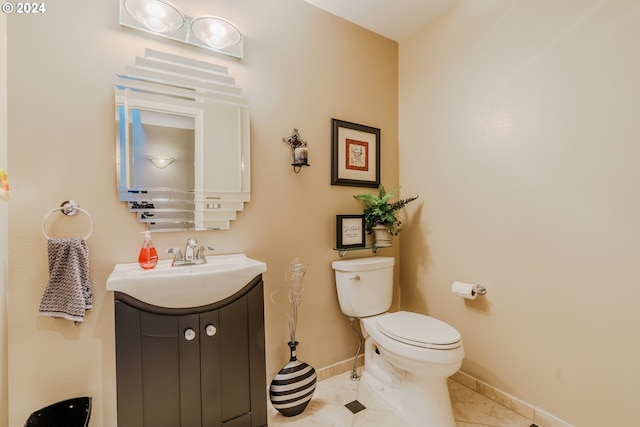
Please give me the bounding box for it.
[138,231,158,270]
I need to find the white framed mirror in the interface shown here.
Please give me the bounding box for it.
[115,49,250,231]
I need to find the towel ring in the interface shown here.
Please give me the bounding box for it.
[41,200,94,240]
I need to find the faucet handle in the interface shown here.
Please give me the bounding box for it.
[168,247,184,266]
[195,245,214,262]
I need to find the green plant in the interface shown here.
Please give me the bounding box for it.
[354,185,418,235]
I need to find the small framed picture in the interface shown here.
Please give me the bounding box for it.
[331,118,380,188]
[336,214,366,249]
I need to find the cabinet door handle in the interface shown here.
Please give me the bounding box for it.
[205,324,217,336]
[184,328,196,341]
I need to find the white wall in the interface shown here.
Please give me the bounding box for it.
[399,1,640,426]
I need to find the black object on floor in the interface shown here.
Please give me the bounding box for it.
[23,396,92,426]
[345,400,367,414]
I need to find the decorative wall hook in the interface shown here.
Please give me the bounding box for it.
[283,128,310,173]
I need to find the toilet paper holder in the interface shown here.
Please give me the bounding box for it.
[473,284,487,295]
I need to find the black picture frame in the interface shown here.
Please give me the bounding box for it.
[336,215,366,249]
[331,118,380,188]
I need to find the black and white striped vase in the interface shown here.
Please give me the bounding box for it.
[269,341,317,417]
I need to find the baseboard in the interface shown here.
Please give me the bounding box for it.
[450,371,575,427]
[315,354,365,382]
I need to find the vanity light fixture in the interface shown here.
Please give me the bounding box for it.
[148,156,176,169]
[123,0,184,33]
[120,0,243,59]
[191,16,242,50]
[283,129,310,173]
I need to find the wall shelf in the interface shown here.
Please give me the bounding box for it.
[333,246,388,257]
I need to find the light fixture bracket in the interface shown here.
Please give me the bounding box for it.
[119,0,243,59]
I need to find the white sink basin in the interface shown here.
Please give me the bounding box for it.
[106,254,267,308]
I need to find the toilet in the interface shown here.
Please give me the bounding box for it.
[332,256,463,427]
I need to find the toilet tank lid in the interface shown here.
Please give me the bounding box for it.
[332,256,394,272]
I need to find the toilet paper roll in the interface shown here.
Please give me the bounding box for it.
[451,281,478,300]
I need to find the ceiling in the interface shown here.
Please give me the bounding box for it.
[302,0,459,42]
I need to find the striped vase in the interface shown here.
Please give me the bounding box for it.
[269,341,317,417]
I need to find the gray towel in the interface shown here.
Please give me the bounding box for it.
[39,238,92,323]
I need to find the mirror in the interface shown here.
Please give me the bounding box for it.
[115,49,250,231]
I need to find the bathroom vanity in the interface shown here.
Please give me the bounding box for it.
[107,254,268,427]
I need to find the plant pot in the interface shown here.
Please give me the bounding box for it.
[372,225,393,247]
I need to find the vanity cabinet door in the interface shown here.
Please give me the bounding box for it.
[199,308,221,424]
[178,314,203,426]
[115,304,202,426]
[201,297,251,425]
[114,277,267,427]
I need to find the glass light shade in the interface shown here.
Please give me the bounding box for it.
[124,0,185,33]
[190,16,242,49]
[148,156,175,169]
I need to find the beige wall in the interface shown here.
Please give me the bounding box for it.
[1,10,8,427]
[399,1,640,426]
[5,0,398,425]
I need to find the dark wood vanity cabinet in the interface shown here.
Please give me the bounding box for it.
[114,276,267,427]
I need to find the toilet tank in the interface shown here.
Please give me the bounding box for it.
[331,256,394,318]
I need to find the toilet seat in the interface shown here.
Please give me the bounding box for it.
[375,311,462,350]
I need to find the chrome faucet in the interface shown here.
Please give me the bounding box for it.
[169,237,214,266]
[184,237,198,262]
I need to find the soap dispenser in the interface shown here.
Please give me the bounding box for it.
[138,231,158,270]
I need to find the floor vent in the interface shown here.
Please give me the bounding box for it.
[345,400,366,414]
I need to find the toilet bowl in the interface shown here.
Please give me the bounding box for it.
[332,257,464,427]
[359,311,463,426]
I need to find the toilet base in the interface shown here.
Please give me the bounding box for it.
[357,337,457,427]
[357,371,456,427]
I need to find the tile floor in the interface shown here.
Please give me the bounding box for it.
[267,371,535,427]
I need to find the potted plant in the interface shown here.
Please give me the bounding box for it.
[354,185,418,247]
